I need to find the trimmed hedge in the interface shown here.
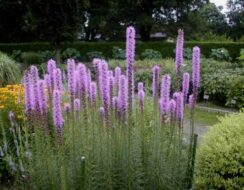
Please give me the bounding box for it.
[0,41,243,60]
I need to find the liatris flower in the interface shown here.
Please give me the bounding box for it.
[175,29,184,73]
[47,59,56,88]
[192,46,200,96]
[37,80,47,115]
[87,70,92,96]
[114,67,121,85]
[126,26,136,111]
[74,98,81,112]
[52,90,63,137]
[67,59,76,100]
[30,66,39,112]
[53,68,63,91]
[152,65,160,102]
[24,71,32,115]
[99,61,110,116]
[93,58,101,84]
[89,82,97,104]
[64,103,71,114]
[77,63,88,100]
[44,74,52,94]
[175,92,184,127]
[138,82,144,92]
[118,75,127,119]
[182,72,190,103]
[160,74,171,125]
[108,73,114,105]
[188,94,194,110]
[138,90,145,113]
[169,99,176,126]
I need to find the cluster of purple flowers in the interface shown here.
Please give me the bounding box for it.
[23,27,200,137]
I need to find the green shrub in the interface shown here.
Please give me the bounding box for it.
[61,48,80,60]
[237,49,244,64]
[21,52,42,65]
[112,46,125,59]
[0,52,21,86]
[195,111,244,189]
[141,49,162,60]
[38,50,55,62]
[210,48,231,61]
[0,42,242,60]
[86,51,104,60]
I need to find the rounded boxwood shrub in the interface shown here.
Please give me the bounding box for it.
[62,48,80,60]
[140,49,162,60]
[0,52,21,86]
[195,111,244,189]
[210,48,231,61]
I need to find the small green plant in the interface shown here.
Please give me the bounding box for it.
[141,49,162,60]
[195,111,244,189]
[21,52,42,65]
[62,48,80,60]
[87,51,104,60]
[0,52,21,86]
[112,46,125,59]
[210,48,231,61]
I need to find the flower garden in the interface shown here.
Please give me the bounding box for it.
[0,26,243,190]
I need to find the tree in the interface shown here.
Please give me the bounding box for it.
[227,0,244,40]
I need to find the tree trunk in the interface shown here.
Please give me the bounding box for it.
[139,25,151,41]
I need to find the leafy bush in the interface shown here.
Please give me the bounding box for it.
[62,48,80,60]
[210,48,231,61]
[112,46,125,59]
[86,51,104,60]
[21,52,42,65]
[141,49,162,60]
[183,48,192,60]
[38,50,55,62]
[0,42,243,60]
[237,48,244,64]
[0,52,21,86]
[195,111,244,189]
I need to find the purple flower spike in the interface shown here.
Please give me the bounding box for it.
[160,74,171,125]
[87,70,92,96]
[175,92,184,127]
[138,82,144,92]
[114,67,121,85]
[182,72,190,102]
[152,65,160,101]
[30,66,39,112]
[77,63,88,100]
[67,59,76,100]
[53,68,63,91]
[37,80,47,115]
[24,71,32,115]
[126,26,136,111]
[169,99,176,126]
[118,75,127,119]
[52,90,63,136]
[192,46,201,96]
[109,73,114,105]
[44,74,52,94]
[138,90,145,112]
[47,59,56,88]
[89,82,97,104]
[188,94,195,110]
[64,103,71,114]
[99,61,110,116]
[175,29,184,73]
[74,98,81,112]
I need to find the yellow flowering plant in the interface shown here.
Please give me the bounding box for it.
[0,84,25,123]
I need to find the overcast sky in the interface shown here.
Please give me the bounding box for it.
[210,0,228,12]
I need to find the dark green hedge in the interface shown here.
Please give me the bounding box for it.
[0,41,243,60]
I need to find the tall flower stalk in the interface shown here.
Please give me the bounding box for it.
[126,26,135,112]
[52,90,63,138]
[152,65,160,104]
[175,29,184,89]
